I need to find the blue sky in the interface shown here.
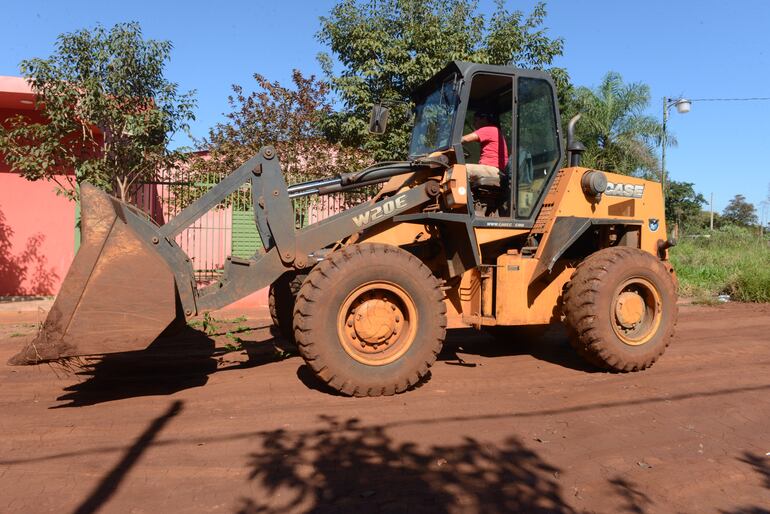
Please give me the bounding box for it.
[2,0,769,216]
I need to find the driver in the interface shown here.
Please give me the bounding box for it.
[461,112,509,185]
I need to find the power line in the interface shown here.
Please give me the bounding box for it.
[689,97,770,102]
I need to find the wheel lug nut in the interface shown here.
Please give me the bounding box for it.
[347,319,353,327]
[395,316,401,322]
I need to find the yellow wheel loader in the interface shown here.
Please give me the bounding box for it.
[10,62,678,396]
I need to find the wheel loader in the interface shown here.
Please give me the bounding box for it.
[10,61,678,397]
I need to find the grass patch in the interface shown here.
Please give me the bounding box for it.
[670,225,770,303]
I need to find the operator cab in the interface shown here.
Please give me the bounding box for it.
[408,62,562,223]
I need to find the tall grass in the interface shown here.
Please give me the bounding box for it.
[670,225,770,303]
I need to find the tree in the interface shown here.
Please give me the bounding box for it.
[317,0,567,161]
[665,180,706,229]
[722,194,758,226]
[572,72,667,178]
[189,70,370,204]
[0,22,196,201]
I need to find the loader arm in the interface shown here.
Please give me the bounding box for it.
[196,180,437,310]
[9,146,439,363]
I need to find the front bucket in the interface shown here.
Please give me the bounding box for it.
[9,183,183,365]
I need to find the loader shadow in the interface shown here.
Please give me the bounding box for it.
[295,364,346,396]
[55,322,595,406]
[236,415,577,513]
[439,324,598,373]
[295,324,589,398]
[53,325,293,407]
[294,364,434,396]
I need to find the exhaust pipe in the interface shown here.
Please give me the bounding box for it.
[566,114,586,167]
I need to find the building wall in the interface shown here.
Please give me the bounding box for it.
[0,172,75,296]
[0,77,77,296]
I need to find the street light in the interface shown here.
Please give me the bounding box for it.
[661,97,690,196]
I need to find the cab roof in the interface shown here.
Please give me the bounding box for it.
[411,61,554,101]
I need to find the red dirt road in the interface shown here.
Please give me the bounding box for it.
[0,302,768,513]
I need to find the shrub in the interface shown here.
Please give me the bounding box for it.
[670,225,770,303]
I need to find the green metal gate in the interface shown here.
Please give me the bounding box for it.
[231,189,263,259]
[132,173,377,283]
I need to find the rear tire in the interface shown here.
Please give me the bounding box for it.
[269,272,306,344]
[563,247,678,371]
[294,243,447,397]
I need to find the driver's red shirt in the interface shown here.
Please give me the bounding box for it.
[474,126,509,170]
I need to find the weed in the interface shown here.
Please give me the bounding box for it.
[187,312,220,335]
[273,344,294,360]
[671,226,770,303]
[223,332,244,352]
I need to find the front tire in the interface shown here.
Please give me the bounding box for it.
[563,247,678,371]
[294,243,447,397]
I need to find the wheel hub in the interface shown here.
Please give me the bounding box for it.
[338,282,417,366]
[352,298,401,346]
[615,291,645,328]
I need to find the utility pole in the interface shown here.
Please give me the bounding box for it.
[662,97,668,194]
[661,97,691,198]
[710,192,714,231]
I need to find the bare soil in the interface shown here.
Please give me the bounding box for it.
[0,302,768,513]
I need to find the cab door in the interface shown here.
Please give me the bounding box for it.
[513,76,562,221]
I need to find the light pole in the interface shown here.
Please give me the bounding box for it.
[661,97,691,196]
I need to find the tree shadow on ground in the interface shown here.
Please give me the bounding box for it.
[720,452,770,514]
[608,476,653,514]
[236,415,578,514]
[52,324,295,407]
[73,400,184,514]
[439,324,598,373]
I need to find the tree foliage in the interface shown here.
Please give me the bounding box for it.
[722,194,758,227]
[664,180,706,228]
[0,22,196,200]
[572,72,667,178]
[188,70,370,204]
[317,0,567,161]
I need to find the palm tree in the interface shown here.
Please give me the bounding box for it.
[573,72,671,178]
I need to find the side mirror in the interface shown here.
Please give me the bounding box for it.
[368,104,390,134]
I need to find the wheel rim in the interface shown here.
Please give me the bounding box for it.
[337,281,418,366]
[610,277,663,346]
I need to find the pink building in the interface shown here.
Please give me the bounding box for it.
[0,76,76,297]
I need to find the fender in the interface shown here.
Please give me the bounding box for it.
[531,216,643,283]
